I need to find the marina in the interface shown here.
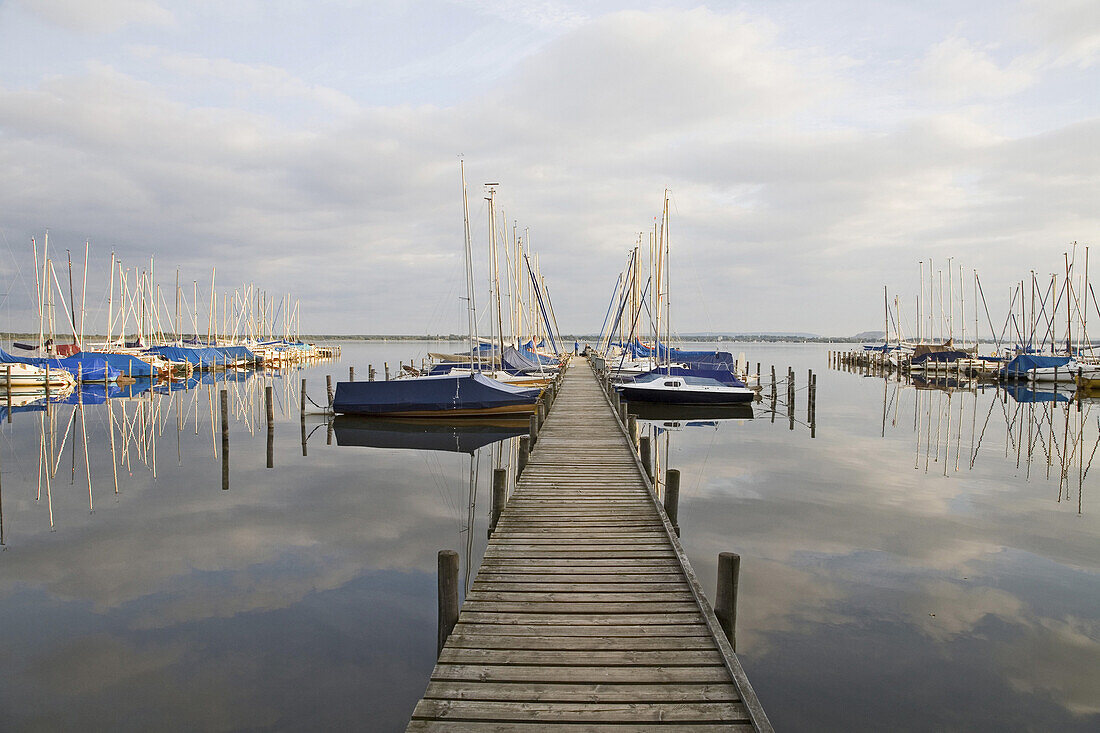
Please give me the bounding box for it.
[0,340,1096,730]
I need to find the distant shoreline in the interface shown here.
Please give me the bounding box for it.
[1,332,883,344]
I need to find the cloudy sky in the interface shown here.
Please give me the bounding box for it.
[0,0,1097,337]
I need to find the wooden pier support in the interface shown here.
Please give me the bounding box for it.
[265,385,274,469]
[349,366,355,381]
[528,414,538,446]
[490,468,506,535]
[664,468,680,536]
[517,436,529,476]
[326,375,334,407]
[300,378,307,417]
[220,389,229,491]
[716,551,740,651]
[627,414,638,449]
[639,435,652,480]
[385,362,390,380]
[436,550,459,658]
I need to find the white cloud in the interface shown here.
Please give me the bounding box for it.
[14,0,174,33]
[916,37,1036,101]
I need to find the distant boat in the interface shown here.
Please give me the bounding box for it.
[332,372,540,417]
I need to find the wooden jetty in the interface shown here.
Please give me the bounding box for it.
[407,359,772,731]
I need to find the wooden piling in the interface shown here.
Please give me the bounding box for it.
[349,366,355,381]
[300,378,307,416]
[664,468,680,536]
[639,435,652,481]
[716,551,740,650]
[385,362,390,380]
[437,550,460,657]
[490,468,506,535]
[529,414,538,446]
[325,375,334,408]
[619,401,627,425]
[265,385,274,469]
[517,436,530,476]
[220,389,229,491]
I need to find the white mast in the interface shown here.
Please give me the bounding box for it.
[460,160,480,372]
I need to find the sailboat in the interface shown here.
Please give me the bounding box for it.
[615,193,754,406]
[333,163,541,418]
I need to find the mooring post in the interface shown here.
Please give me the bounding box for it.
[300,378,307,416]
[716,552,740,650]
[529,414,538,447]
[619,401,628,426]
[265,385,274,469]
[518,436,530,476]
[349,366,355,381]
[627,414,638,449]
[220,389,229,491]
[664,468,680,536]
[384,362,390,380]
[326,375,334,408]
[639,435,652,481]
[490,468,507,535]
[537,400,546,429]
[437,550,459,657]
[369,364,375,381]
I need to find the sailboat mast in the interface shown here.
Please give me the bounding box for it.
[107,252,115,349]
[460,161,480,372]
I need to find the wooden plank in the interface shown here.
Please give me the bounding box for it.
[408,721,755,732]
[430,664,731,684]
[443,635,718,651]
[411,699,750,723]
[419,680,741,703]
[437,648,726,666]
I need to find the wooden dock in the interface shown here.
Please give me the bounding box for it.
[407,359,772,731]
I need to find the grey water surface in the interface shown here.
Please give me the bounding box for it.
[0,341,1096,732]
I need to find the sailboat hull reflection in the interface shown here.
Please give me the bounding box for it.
[627,401,754,421]
[332,416,528,453]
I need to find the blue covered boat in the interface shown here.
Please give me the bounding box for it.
[616,368,754,405]
[332,373,541,417]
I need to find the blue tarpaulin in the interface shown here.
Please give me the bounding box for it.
[333,373,539,416]
[1001,354,1072,377]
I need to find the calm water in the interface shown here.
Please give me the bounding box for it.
[0,341,1097,731]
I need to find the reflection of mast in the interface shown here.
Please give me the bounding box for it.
[463,450,480,593]
[107,400,120,496]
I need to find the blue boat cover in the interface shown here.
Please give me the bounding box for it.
[0,348,120,382]
[1001,354,1072,377]
[633,366,747,388]
[333,373,539,415]
[150,345,230,367]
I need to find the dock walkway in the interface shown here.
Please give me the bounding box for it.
[407,360,772,731]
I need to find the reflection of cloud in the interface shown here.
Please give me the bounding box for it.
[1002,615,1100,715]
[14,0,174,33]
[904,579,1024,641]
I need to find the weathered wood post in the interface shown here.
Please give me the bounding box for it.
[437,550,459,657]
[490,468,507,535]
[529,414,538,447]
[349,366,355,381]
[664,469,680,536]
[627,414,638,449]
[810,373,818,438]
[518,436,530,476]
[325,375,334,408]
[220,389,229,491]
[716,552,740,650]
[537,400,546,429]
[265,385,274,469]
[384,362,390,380]
[619,402,628,426]
[369,364,375,381]
[639,435,652,481]
[300,378,307,417]
[807,369,813,422]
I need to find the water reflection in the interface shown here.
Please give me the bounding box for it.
[877,377,1095,514]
